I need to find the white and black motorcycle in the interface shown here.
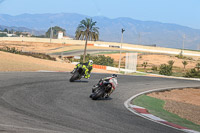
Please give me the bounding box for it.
[90,74,118,100]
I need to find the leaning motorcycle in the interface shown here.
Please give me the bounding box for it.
[90,77,117,100]
[69,67,85,82]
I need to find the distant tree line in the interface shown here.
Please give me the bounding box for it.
[45,26,66,38]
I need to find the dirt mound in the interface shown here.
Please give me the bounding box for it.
[0,51,112,73]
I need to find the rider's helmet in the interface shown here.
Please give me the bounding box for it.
[88,60,93,65]
[111,74,117,78]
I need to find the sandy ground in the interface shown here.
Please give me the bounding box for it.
[0,51,112,74]
[103,53,199,71]
[148,88,200,125]
[137,54,199,70]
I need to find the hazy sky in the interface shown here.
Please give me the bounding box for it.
[0,0,199,29]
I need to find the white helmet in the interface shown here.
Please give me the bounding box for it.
[88,60,93,65]
[111,74,117,78]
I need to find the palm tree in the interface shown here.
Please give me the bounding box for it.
[182,61,188,71]
[142,62,148,71]
[75,18,99,62]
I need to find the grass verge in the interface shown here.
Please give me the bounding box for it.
[132,95,200,131]
[130,72,147,76]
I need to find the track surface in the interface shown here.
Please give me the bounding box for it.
[0,72,199,133]
[49,49,126,56]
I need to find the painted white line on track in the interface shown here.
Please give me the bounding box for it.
[129,104,145,109]
[182,129,200,133]
[142,114,166,122]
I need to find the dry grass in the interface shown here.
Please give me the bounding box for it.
[0,51,112,73]
[102,53,199,71]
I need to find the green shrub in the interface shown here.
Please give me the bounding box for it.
[159,64,172,76]
[185,68,200,78]
[196,63,200,71]
[175,51,186,59]
[187,57,193,60]
[80,54,114,66]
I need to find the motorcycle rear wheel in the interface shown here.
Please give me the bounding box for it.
[91,87,105,100]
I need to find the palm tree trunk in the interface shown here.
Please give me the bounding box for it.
[83,33,88,63]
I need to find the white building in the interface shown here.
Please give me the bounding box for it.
[58,31,64,39]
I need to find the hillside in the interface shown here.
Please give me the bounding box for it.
[1,13,200,49]
[0,51,111,73]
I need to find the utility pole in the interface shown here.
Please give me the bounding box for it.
[182,34,186,53]
[50,21,53,43]
[198,44,200,51]
[118,28,125,73]
[138,32,141,44]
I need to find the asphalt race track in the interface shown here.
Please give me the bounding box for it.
[49,49,126,56]
[0,72,199,133]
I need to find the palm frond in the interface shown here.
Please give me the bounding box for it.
[75,18,99,41]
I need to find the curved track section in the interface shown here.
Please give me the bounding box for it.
[0,72,199,133]
[49,49,126,56]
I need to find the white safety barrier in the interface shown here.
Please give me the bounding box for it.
[106,66,136,73]
[94,44,109,47]
[94,43,200,57]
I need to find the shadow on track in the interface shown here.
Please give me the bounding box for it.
[70,80,89,83]
[89,96,112,101]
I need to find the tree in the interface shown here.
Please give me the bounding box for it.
[46,26,66,38]
[0,33,8,37]
[3,28,8,33]
[142,62,148,71]
[15,31,21,36]
[75,18,99,62]
[182,61,188,71]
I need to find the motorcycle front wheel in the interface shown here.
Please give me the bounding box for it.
[69,71,80,82]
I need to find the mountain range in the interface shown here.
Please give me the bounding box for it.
[0,13,200,50]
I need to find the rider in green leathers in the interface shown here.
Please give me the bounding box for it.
[71,60,93,79]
